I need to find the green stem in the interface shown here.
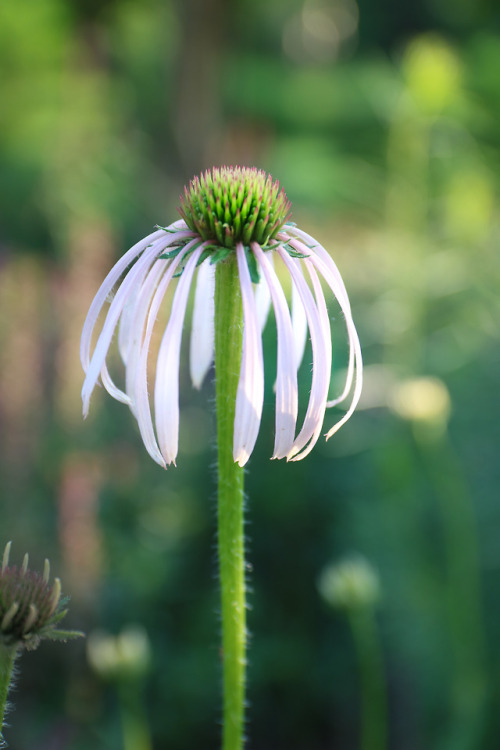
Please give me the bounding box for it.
[0,645,18,743]
[118,685,152,750]
[349,609,387,750]
[415,426,487,749]
[214,256,246,750]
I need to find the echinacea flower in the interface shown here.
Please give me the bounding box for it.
[81,166,362,468]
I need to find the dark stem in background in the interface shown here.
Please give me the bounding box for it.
[349,609,387,750]
[414,424,487,750]
[173,0,229,175]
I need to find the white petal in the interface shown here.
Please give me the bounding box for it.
[326,330,355,408]
[234,243,265,466]
[254,258,272,332]
[133,257,186,466]
[124,259,167,415]
[80,229,163,373]
[100,362,131,404]
[118,295,136,365]
[134,239,203,466]
[252,243,298,459]
[81,234,173,416]
[285,227,351,309]
[154,246,205,465]
[305,250,363,439]
[291,273,308,371]
[190,258,215,389]
[284,229,357,408]
[80,226,193,371]
[283,256,332,461]
[81,227,195,413]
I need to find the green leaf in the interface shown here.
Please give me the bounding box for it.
[48,609,69,625]
[45,629,85,641]
[261,240,283,252]
[284,244,309,259]
[159,247,184,260]
[196,249,212,266]
[209,248,232,265]
[245,248,261,284]
[155,224,177,233]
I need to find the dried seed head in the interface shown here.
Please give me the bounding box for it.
[0,542,82,650]
[178,166,291,249]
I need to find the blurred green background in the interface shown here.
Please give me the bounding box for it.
[1,0,500,748]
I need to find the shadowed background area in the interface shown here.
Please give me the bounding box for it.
[1,0,500,748]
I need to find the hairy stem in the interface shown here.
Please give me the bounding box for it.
[0,645,17,744]
[214,256,246,750]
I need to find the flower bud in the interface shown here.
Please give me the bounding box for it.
[318,556,380,611]
[87,625,151,682]
[390,376,451,431]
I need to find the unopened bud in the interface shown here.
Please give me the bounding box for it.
[318,556,380,611]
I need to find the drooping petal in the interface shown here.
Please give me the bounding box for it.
[234,243,265,466]
[81,228,196,414]
[100,362,132,404]
[284,226,351,309]
[324,316,362,439]
[285,231,356,408]
[80,226,193,372]
[252,243,298,459]
[132,250,190,467]
[278,251,331,461]
[80,229,163,373]
[303,249,363,439]
[124,258,168,414]
[118,295,136,365]
[254,259,272,333]
[325,329,355,408]
[81,234,177,416]
[190,258,215,389]
[154,246,205,465]
[291,272,308,371]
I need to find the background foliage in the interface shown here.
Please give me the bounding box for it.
[1,0,500,748]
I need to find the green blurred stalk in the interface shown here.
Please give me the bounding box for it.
[348,609,387,750]
[415,425,487,750]
[385,111,431,373]
[215,256,246,750]
[0,644,17,743]
[118,684,152,750]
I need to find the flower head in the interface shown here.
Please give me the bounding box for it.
[179,166,291,248]
[81,166,362,468]
[0,542,82,651]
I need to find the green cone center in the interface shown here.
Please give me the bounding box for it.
[178,166,291,249]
